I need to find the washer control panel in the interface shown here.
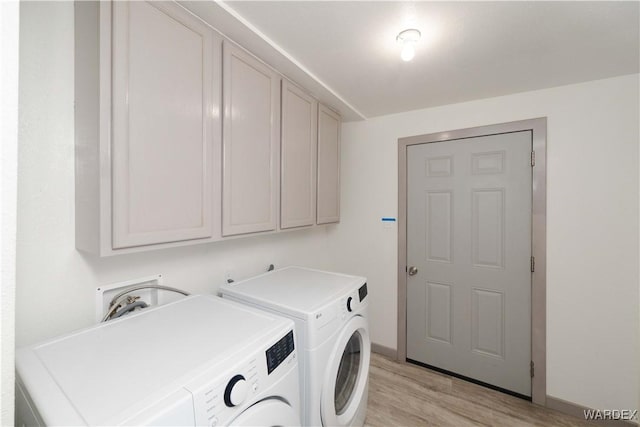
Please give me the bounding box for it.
[266,330,294,374]
[188,357,258,426]
[224,374,248,407]
[186,328,297,426]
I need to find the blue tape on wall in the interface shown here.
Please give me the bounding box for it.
[381,217,396,222]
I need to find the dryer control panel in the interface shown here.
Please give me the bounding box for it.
[346,283,368,312]
[339,283,368,321]
[358,283,368,302]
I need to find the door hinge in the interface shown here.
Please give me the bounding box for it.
[530,361,535,378]
[530,256,535,273]
[531,151,536,167]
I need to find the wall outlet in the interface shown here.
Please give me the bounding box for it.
[95,274,163,322]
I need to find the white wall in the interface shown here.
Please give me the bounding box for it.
[1,1,19,424]
[334,74,639,412]
[16,2,339,347]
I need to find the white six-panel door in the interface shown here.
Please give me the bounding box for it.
[406,131,532,396]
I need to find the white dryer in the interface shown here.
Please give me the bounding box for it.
[15,295,300,426]
[220,267,370,427]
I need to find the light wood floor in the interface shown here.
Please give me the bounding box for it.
[365,353,591,427]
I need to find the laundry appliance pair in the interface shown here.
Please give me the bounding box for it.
[220,266,371,427]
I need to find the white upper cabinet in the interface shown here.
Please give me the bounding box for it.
[222,42,281,236]
[75,1,341,256]
[111,1,220,248]
[75,1,222,255]
[280,80,318,229]
[317,104,341,224]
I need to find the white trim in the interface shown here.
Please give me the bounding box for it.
[371,343,397,359]
[0,1,20,424]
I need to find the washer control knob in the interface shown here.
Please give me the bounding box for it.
[224,375,248,407]
[347,296,353,312]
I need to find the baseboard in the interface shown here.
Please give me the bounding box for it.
[546,396,638,426]
[371,343,397,360]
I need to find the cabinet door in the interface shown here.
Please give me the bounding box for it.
[222,42,280,236]
[111,1,219,248]
[317,104,341,224]
[281,80,318,229]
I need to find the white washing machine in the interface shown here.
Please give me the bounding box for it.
[220,267,370,427]
[15,295,300,426]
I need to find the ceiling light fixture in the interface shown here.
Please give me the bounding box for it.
[396,28,421,62]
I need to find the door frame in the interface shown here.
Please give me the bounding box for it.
[397,118,547,405]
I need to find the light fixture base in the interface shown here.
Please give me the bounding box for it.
[397,28,421,61]
[396,28,421,44]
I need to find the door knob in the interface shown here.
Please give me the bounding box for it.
[408,266,418,276]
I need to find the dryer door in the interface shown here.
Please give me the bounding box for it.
[320,315,371,426]
[229,398,300,427]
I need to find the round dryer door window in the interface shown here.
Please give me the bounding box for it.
[321,315,371,426]
[335,332,361,414]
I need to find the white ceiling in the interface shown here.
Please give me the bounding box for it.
[221,1,639,120]
[180,0,640,121]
